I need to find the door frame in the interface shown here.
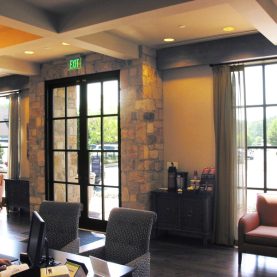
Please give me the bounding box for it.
[45,70,121,231]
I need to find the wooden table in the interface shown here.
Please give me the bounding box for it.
[1,239,133,277]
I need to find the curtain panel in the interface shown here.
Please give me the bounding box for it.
[213,65,247,245]
[231,66,247,241]
[213,65,235,245]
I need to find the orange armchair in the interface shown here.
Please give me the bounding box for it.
[238,194,277,266]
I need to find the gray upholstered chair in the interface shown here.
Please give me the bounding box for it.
[82,207,156,277]
[39,200,81,254]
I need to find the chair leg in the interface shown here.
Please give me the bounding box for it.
[238,251,242,267]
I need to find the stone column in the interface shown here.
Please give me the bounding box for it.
[120,47,164,209]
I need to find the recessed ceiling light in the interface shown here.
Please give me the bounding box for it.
[24,50,34,55]
[178,25,186,29]
[223,26,235,32]
[163,38,175,42]
[62,42,70,46]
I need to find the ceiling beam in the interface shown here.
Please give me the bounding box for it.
[157,33,277,70]
[230,0,277,45]
[59,0,193,33]
[0,0,57,35]
[0,56,39,76]
[76,32,139,60]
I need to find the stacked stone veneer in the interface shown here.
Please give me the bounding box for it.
[28,46,163,212]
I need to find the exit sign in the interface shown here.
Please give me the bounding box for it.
[68,57,82,71]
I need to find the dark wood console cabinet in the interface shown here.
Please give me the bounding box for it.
[151,189,213,245]
[5,179,30,214]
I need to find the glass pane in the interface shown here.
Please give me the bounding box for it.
[53,88,65,118]
[247,149,264,188]
[247,190,262,212]
[103,116,118,145]
[0,98,9,174]
[103,80,118,115]
[89,152,102,185]
[247,107,263,146]
[54,152,65,181]
[104,153,118,187]
[265,64,277,104]
[67,119,79,150]
[267,149,277,189]
[0,97,9,121]
[67,152,78,183]
[87,83,101,116]
[88,186,102,220]
[0,147,8,173]
[68,184,80,202]
[266,107,277,146]
[53,120,65,149]
[67,85,80,117]
[88,117,101,149]
[104,187,119,220]
[54,183,66,202]
[245,66,263,106]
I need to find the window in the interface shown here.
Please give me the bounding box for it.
[244,63,277,211]
[0,97,9,175]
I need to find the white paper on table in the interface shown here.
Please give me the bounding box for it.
[89,256,111,277]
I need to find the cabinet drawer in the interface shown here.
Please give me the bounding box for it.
[156,195,179,229]
[180,199,203,231]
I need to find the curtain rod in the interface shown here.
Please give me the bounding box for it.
[210,56,277,67]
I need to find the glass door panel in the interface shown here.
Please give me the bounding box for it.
[53,88,65,117]
[88,186,102,219]
[54,183,66,202]
[103,80,118,114]
[67,119,79,149]
[87,83,101,116]
[104,187,119,220]
[46,71,120,230]
[87,77,120,222]
[53,152,66,181]
[53,120,65,149]
[68,184,80,202]
[67,152,78,183]
[52,85,80,203]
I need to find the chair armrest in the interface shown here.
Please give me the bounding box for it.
[61,238,80,254]
[126,252,150,277]
[80,245,106,259]
[238,212,260,246]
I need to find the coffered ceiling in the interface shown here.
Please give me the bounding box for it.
[0,0,276,76]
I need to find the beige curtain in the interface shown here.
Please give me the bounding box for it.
[213,65,236,245]
[8,94,20,179]
[231,66,247,241]
[213,65,247,245]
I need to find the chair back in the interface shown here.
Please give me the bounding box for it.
[105,207,157,264]
[257,194,277,226]
[39,200,81,250]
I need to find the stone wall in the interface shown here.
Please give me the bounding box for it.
[29,46,163,212]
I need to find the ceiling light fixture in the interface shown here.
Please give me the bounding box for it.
[62,42,70,46]
[223,26,235,32]
[163,38,175,42]
[24,50,34,55]
[178,25,186,29]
